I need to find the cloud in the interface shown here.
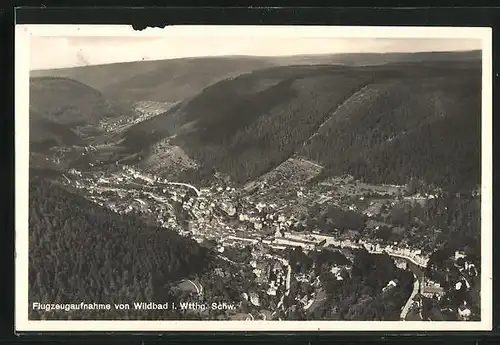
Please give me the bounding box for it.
[76,50,90,67]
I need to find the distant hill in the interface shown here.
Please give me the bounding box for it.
[120,56,481,191]
[30,50,481,103]
[29,76,134,148]
[30,77,127,125]
[30,57,280,103]
[29,174,211,320]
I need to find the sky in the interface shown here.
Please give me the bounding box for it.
[28,26,483,70]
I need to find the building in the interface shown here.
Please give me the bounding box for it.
[249,292,260,306]
[394,258,408,270]
[421,279,445,298]
[458,302,472,321]
[382,279,398,292]
[454,251,466,260]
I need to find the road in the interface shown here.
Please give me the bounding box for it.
[296,158,324,170]
[162,182,201,196]
[365,250,427,268]
[400,273,420,320]
[224,231,426,320]
[88,180,201,199]
[217,254,243,266]
[306,288,327,313]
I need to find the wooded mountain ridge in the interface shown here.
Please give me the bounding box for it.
[29,51,482,192]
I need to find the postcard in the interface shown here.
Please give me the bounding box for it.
[15,24,492,332]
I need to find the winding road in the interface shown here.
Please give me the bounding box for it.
[162,182,201,196]
[356,249,424,320]
[400,273,420,320]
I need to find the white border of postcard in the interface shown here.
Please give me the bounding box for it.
[15,24,493,332]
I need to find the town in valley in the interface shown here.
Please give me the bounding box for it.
[49,156,479,322]
[27,41,483,324]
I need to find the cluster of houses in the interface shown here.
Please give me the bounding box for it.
[420,278,445,298]
[64,164,479,321]
[98,102,173,132]
[249,253,291,298]
[134,101,174,117]
[286,232,431,267]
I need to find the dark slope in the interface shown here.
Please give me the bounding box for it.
[172,69,373,183]
[303,65,481,190]
[121,64,368,144]
[29,77,128,125]
[119,65,373,175]
[30,115,84,150]
[119,57,481,191]
[29,77,134,148]
[29,175,210,320]
[30,50,481,103]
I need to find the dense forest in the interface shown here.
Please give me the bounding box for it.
[309,70,481,191]
[394,194,480,251]
[175,72,371,184]
[28,175,211,320]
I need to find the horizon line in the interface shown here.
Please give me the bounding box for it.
[30,49,481,72]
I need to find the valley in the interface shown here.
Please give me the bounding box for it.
[28,51,482,322]
[33,156,480,321]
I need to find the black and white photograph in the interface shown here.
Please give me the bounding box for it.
[15,25,492,332]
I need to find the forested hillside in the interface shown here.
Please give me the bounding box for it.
[122,59,481,192]
[29,77,133,149]
[28,175,211,320]
[120,65,357,149]
[30,77,131,125]
[30,115,85,151]
[305,66,481,191]
[169,67,372,183]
